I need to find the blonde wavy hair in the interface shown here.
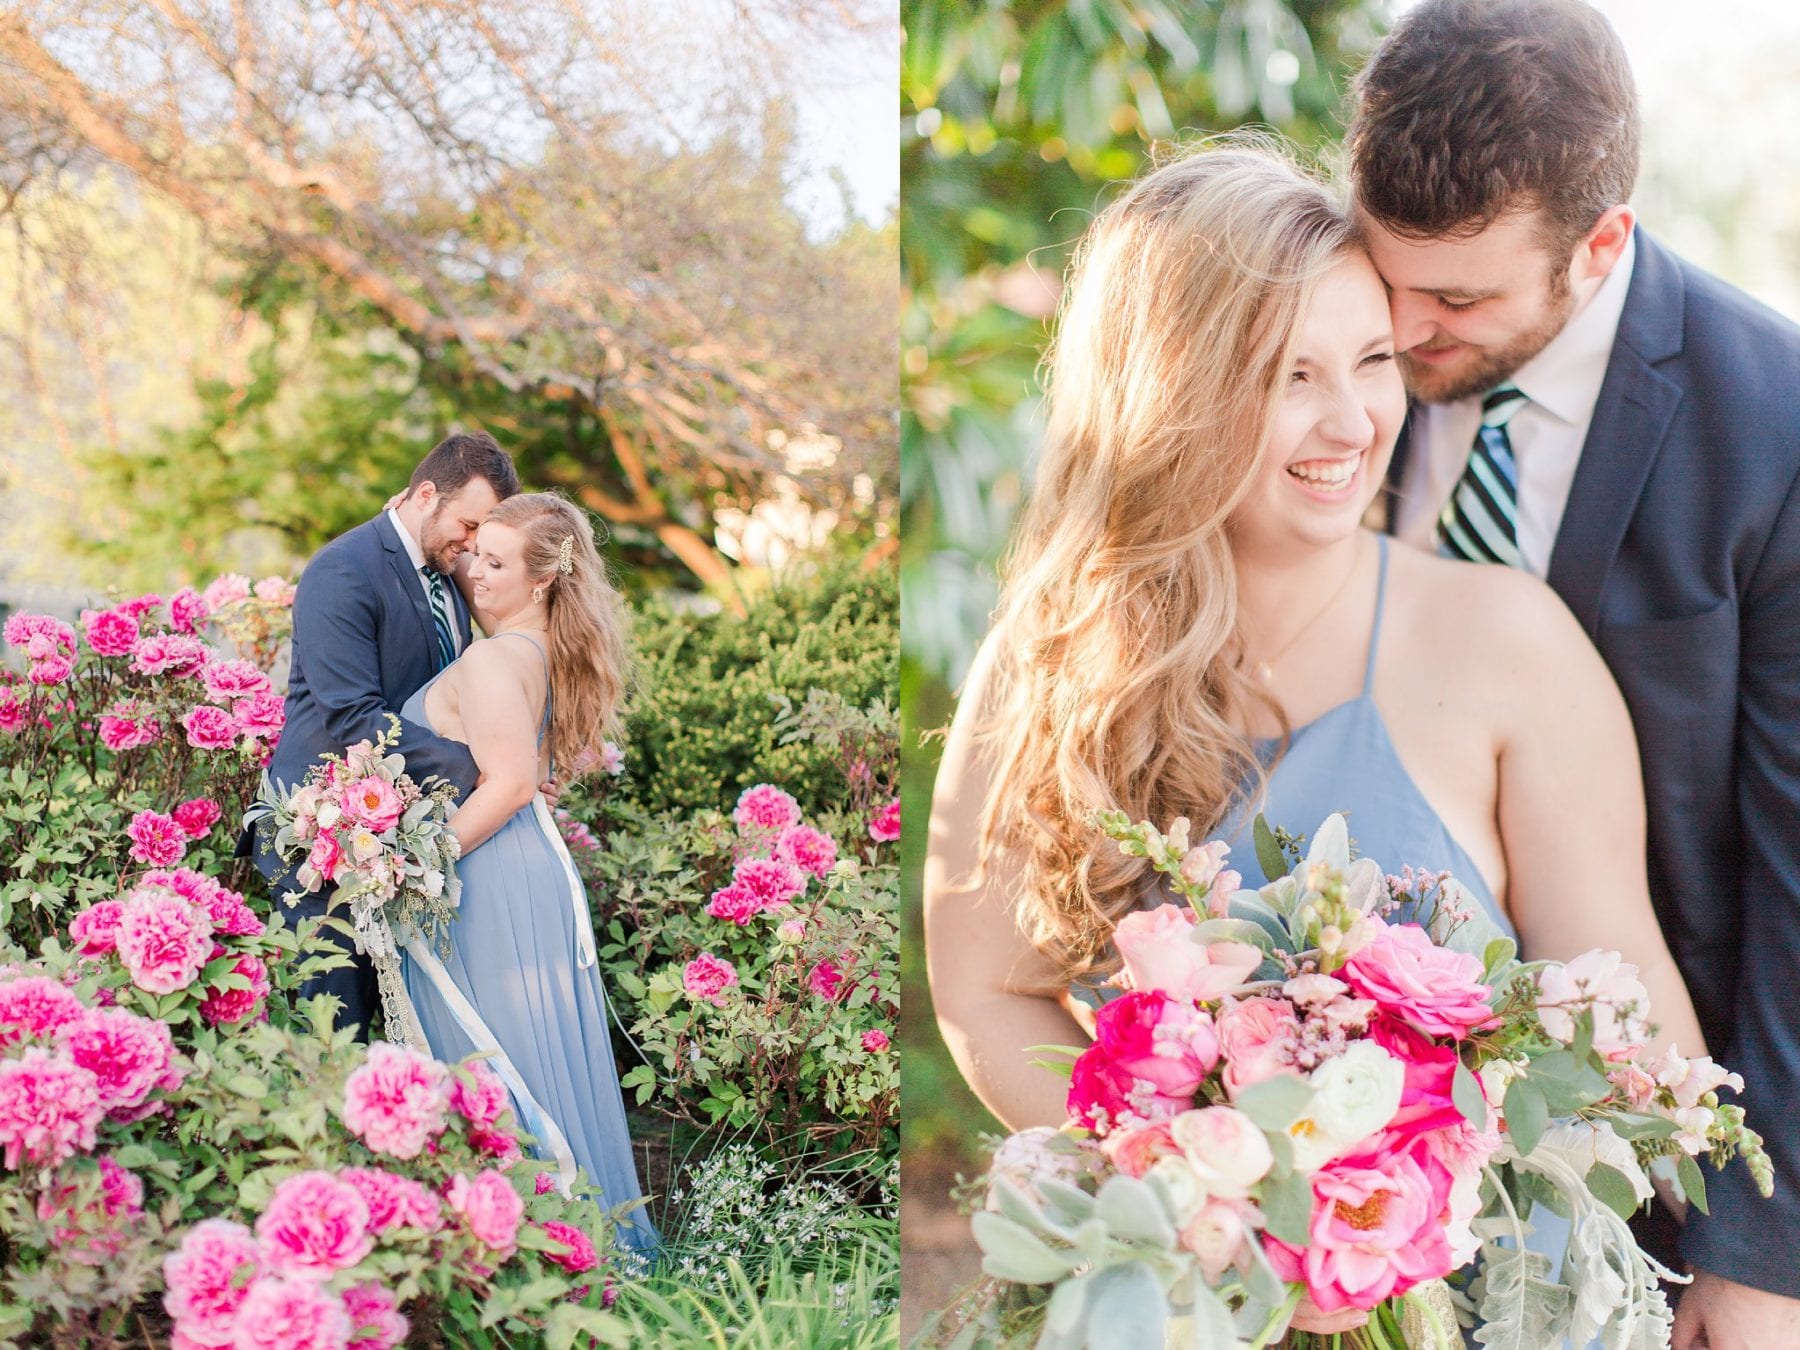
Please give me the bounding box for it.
[975,138,1359,990]
[485,493,632,780]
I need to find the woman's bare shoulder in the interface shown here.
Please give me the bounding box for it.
[1384,540,1584,659]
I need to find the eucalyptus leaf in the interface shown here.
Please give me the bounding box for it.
[1584,1161,1640,1220]
[1253,814,1289,882]
[1452,1059,1488,1130]
[1503,1077,1549,1158]
[1676,1153,1709,1215]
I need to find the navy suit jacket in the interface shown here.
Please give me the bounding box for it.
[1390,229,1800,1296]
[253,513,480,897]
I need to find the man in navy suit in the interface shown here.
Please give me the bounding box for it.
[1351,2,1800,1344]
[252,430,520,1040]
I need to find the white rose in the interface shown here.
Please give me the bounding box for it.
[1293,1040,1405,1166]
[316,800,342,831]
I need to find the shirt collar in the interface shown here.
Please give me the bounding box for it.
[386,507,429,574]
[1508,231,1636,426]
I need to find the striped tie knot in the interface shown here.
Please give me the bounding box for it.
[1480,383,1528,429]
[423,566,456,670]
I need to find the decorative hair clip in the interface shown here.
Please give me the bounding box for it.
[557,534,575,574]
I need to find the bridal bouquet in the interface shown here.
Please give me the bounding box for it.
[952,814,1771,1350]
[246,715,462,1048]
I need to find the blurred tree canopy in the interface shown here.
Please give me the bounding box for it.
[900,0,1388,681]
[0,0,896,595]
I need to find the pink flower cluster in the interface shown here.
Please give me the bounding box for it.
[3,613,79,686]
[869,798,900,843]
[706,857,806,925]
[284,753,420,898]
[341,1044,450,1159]
[732,783,801,833]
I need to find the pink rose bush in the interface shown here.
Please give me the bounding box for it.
[968,812,1773,1347]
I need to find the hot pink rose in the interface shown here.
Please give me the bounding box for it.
[0,974,87,1045]
[683,953,739,1006]
[1114,905,1264,1003]
[182,704,238,750]
[540,1220,601,1273]
[115,885,215,993]
[340,1282,408,1350]
[344,776,403,832]
[198,953,271,1027]
[1264,1137,1455,1315]
[81,608,140,657]
[341,1044,450,1159]
[0,1047,104,1168]
[1366,1016,1465,1141]
[173,798,223,839]
[340,1168,442,1234]
[62,1005,178,1115]
[1068,1044,1187,1131]
[256,1170,373,1279]
[169,587,210,636]
[163,1218,262,1342]
[1214,997,1303,1097]
[99,699,162,751]
[773,825,838,878]
[126,810,188,867]
[1093,990,1219,1098]
[869,798,901,843]
[1340,924,1495,1040]
[733,783,801,833]
[446,1170,524,1256]
[230,1274,352,1350]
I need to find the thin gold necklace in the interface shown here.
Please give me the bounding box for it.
[1244,537,1366,685]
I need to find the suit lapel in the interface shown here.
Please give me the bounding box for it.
[1545,230,1687,636]
[375,513,439,661]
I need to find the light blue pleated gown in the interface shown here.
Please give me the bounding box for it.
[398,632,658,1259]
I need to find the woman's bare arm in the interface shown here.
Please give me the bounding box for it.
[925,640,1090,1132]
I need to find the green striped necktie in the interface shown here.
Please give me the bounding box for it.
[1437,383,1529,567]
[423,566,455,670]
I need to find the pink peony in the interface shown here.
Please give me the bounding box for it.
[202,574,252,610]
[163,1218,263,1343]
[0,1047,104,1168]
[173,798,224,839]
[534,1173,557,1196]
[199,954,272,1027]
[81,608,140,657]
[343,776,403,832]
[256,1170,374,1280]
[340,1282,408,1350]
[69,901,128,958]
[182,704,239,750]
[683,953,739,1006]
[254,576,297,606]
[1114,905,1264,1003]
[599,740,626,776]
[869,798,901,843]
[704,883,760,926]
[62,1005,179,1115]
[731,857,805,910]
[233,691,287,741]
[169,587,210,636]
[141,868,264,938]
[469,1126,522,1167]
[126,810,188,867]
[230,1274,352,1350]
[1340,924,1495,1040]
[0,975,87,1046]
[773,825,838,878]
[1093,991,1219,1098]
[0,687,24,735]
[809,957,857,1003]
[448,1061,510,1127]
[540,1220,600,1274]
[99,699,163,751]
[340,1168,442,1234]
[732,783,801,833]
[445,1170,524,1256]
[1214,996,1303,1098]
[861,1029,891,1053]
[37,1154,144,1264]
[133,632,211,678]
[28,653,75,686]
[115,884,215,993]
[1263,1137,1456,1315]
[1101,1120,1181,1178]
[341,1044,450,1159]
[118,593,164,621]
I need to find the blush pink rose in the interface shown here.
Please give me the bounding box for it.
[733,784,801,833]
[683,953,739,1006]
[1263,1137,1456,1315]
[773,825,838,878]
[115,885,215,993]
[126,810,188,867]
[0,1047,104,1168]
[1114,905,1264,1004]
[1180,1195,1259,1281]
[1214,997,1303,1097]
[1093,991,1219,1098]
[1340,924,1495,1040]
[255,1170,373,1280]
[869,798,901,843]
[230,1274,352,1350]
[1168,1106,1275,1199]
[0,975,87,1046]
[1100,1120,1181,1178]
[445,1170,524,1256]
[182,704,238,750]
[163,1218,262,1343]
[341,1044,450,1159]
[81,608,140,657]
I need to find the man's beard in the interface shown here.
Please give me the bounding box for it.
[418,509,461,574]
[1400,273,1576,405]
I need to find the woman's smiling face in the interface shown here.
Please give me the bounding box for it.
[465,521,544,624]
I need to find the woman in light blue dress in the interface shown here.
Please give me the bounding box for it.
[397,491,657,1259]
[923,142,1708,1340]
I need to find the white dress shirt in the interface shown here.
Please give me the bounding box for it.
[387,506,461,656]
[1393,234,1637,578]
